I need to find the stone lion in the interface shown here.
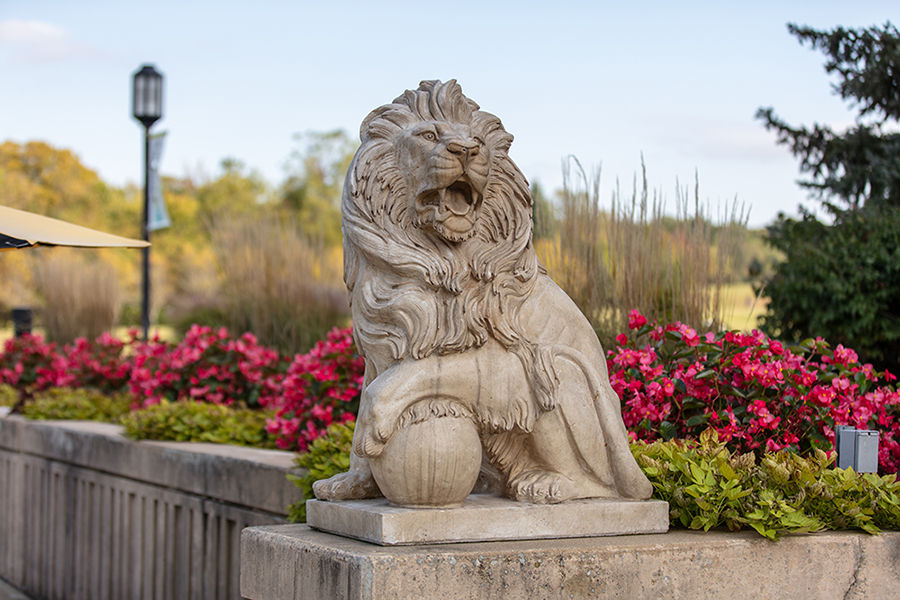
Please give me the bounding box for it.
[313,80,652,505]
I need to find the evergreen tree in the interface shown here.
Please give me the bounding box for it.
[758,22,900,370]
[757,22,900,214]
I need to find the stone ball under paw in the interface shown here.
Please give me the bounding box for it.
[369,415,481,508]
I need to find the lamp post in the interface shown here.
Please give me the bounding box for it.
[132,64,164,341]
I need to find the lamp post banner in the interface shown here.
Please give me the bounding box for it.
[148,131,171,231]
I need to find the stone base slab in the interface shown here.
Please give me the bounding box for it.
[241,525,900,600]
[306,495,669,545]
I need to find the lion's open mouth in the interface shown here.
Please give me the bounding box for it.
[414,178,483,241]
[416,180,480,217]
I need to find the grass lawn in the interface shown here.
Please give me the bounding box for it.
[719,282,768,332]
[0,325,177,346]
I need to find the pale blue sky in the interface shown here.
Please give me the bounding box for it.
[2,1,897,227]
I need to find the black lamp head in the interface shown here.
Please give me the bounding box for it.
[132,64,164,128]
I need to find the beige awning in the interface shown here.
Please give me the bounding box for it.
[0,205,150,250]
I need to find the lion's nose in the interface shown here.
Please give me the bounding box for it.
[447,140,480,162]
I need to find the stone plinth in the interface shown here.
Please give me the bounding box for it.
[306,495,669,545]
[241,525,900,600]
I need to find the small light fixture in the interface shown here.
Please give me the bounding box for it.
[132,65,164,128]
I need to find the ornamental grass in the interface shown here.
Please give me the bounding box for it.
[534,159,746,347]
[207,213,349,355]
[33,251,121,344]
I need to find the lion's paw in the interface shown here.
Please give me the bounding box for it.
[510,471,577,505]
[312,470,383,501]
[357,401,402,457]
[353,424,387,458]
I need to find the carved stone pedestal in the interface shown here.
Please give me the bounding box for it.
[306,495,669,545]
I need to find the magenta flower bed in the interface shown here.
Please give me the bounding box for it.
[0,326,364,452]
[128,326,285,409]
[609,310,900,473]
[264,327,363,450]
[0,332,131,392]
[2,315,899,471]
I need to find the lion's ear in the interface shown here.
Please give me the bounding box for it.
[472,113,513,154]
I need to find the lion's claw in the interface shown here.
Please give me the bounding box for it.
[510,471,577,505]
[313,470,383,501]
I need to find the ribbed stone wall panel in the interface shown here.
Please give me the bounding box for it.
[0,417,296,600]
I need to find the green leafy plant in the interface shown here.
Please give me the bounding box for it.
[0,383,17,407]
[286,421,355,522]
[633,429,900,540]
[22,387,132,422]
[120,399,278,448]
[284,424,900,538]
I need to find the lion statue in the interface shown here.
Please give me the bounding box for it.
[313,80,652,505]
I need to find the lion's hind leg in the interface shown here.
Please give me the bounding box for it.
[482,425,609,505]
[487,354,621,504]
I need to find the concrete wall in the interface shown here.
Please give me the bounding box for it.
[243,524,900,600]
[0,416,299,600]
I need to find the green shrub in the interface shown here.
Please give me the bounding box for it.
[120,399,278,448]
[0,384,17,407]
[761,208,900,371]
[634,429,900,539]
[22,387,132,422]
[286,421,354,522]
[285,424,900,538]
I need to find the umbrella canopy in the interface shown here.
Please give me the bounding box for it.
[0,205,149,250]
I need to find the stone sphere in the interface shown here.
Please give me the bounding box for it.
[370,415,482,508]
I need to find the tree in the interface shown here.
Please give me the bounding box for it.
[763,210,900,370]
[195,157,269,222]
[756,22,900,214]
[757,23,900,370]
[279,130,357,245]
[530,180,556,240]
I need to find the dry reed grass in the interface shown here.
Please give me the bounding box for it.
[535,159,746,346]
[208,213,349,354]
[33,250,121,343]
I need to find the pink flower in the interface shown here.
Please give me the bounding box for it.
[628,309,647,330]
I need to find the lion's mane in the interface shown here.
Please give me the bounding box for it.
[342,80,558,412]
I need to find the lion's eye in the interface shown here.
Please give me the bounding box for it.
[420,131,437,142]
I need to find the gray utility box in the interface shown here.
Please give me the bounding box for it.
[835,426,880,472]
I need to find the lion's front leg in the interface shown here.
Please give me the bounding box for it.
[311,449,383,501]
[351,359,425,458]
[312,369,383,501]
[354,353,480,459]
